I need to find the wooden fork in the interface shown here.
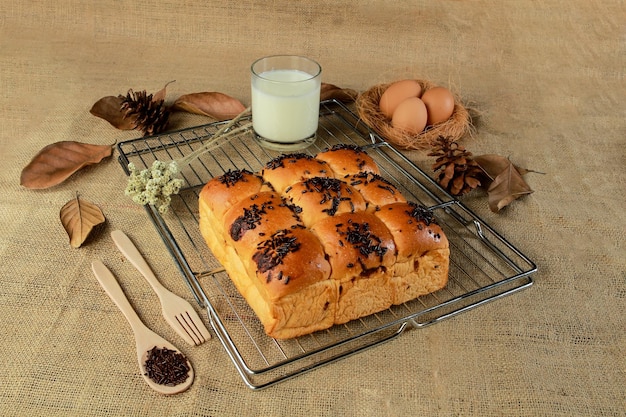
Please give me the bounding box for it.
[111,230,211,346]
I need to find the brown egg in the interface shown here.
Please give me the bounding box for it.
[391,97,427,134]
[379,80,422,118]
[421,86,455,125]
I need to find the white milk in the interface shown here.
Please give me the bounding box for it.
[251,69,321,143]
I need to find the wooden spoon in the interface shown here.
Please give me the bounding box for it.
[91,259,194,395]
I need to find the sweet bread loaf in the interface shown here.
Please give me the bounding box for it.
[199,144,449,339]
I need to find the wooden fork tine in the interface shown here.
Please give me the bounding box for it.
[176,312,209,346]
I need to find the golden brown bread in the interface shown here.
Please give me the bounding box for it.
[198,147,449,339]
[198,170,264,260]
[223,191,301,257]
[315,144,380,176]
[374,202,449,304]
[199,169,271,220]
[250,227,333,301]
[310,211,396,323]
[261,153,333,193]
[284,177,367,226]
[309,211,396,281]
[344,171,407,212]
[374,202,448,259]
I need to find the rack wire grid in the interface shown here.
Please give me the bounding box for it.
[117,100,537,389]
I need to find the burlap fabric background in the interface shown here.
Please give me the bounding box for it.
[1,1,624,416]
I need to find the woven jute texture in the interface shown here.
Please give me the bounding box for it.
[1,1,624,416]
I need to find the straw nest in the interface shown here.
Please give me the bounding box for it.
[356,79,473,150]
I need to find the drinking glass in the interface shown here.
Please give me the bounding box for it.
[251,55,322,151]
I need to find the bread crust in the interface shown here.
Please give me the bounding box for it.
[310,211,396,280]
[374,202,449,304]
[343,172,407,212]
[310,211,396,323]
[315,144,380,176]
[284,177,367,226]
[261,153,333,193]
[374,202,448,260]
[199,169,270,220]
[223,191,301,259]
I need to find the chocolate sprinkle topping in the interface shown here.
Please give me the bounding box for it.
[230,203,266,241]
[299,177,355,216]
[285,200,303,214]
[326,144,365,153]
[218,169,254,187]
[144,346,190,387]
[303,176,344,193]
[405,202,437,225]
[253,229,301,275]
[230,198,300,241]
[265,153,314,170]
[350,172,396,192]
[341,221,388,261]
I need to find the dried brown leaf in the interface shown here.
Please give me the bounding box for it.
[90,96,136,130]
[486,159,533,212]
[474,154,532,183]
[152,81,175,102]
[59,196,106,248]
[320,83,358,103]
[20,141,113,189]
[172,92,246,120]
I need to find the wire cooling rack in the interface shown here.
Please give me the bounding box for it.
[117,100,537,389]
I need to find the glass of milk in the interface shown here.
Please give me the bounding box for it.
[251,55,322,151]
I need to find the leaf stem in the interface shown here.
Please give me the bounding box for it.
[177,107,252,168]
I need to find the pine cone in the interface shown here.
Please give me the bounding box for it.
[120,89,170,136]
[428,136,484,196]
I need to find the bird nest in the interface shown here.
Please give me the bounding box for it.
[356,79,472,150]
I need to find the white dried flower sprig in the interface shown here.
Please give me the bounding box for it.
[126,160,184,214]
[124,107,251,213]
